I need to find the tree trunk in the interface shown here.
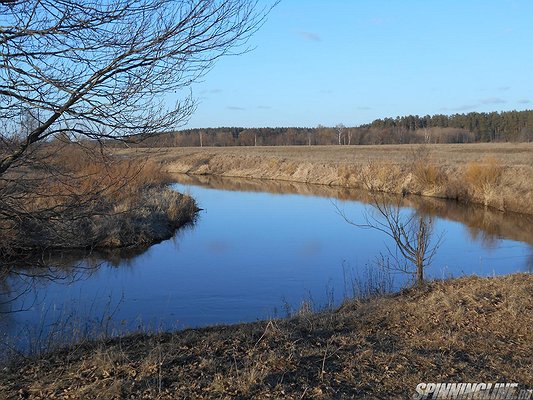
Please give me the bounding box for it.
[416,260,424,285]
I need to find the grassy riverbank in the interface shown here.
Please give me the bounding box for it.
[1,274,531,399]
[0,144,198,258]
[118,143,533,215]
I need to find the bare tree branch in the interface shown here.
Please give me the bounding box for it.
[0,0,276,311]
[335,189,443,285]
[0,0,276,175]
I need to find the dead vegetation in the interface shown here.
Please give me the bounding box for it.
[407,146,448,193]
[2,274,532,399]
[463,156,504,208]
[119,143,533,214]
[0,142,198,257]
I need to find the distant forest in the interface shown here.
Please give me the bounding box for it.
[130,110,533,147]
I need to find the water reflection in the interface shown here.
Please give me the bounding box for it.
[175,173,533,246]
[527,252,533,273]
[2,174,531,314]
[0,224,195,313]
[0,174,530,357]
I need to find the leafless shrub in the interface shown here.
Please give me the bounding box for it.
[336,190,443,285]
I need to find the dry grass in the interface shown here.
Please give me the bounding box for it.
[464,156,503,189]
[413,162,446,188]
[43,143,169,205]
[410,149,447,190]
[2,274,532,399]
[120,143,533,167]
[117,143,533,214]
[463,157,504,207]
[0,143,198,254]
[358,162,402,192]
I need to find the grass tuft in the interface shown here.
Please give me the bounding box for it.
[464,156,503,190]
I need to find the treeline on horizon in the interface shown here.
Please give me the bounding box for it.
[128,109,533,147]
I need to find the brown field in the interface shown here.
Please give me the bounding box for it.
[119,143,533,167]
[118,143,533,215]
[2,274,532,399]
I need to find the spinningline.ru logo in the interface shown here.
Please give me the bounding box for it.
[412,383,533,399]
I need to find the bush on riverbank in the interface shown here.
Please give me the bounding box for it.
[1,274,531,399]
[0,143,198,258]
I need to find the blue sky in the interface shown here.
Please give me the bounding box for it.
[184,0,533,128]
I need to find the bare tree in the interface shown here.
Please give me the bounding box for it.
[346,127,353,145]
[336,161,443,286]
[0,0,276,270]
[337,193,442,285]
[0,0,275,176]
[335,123,345,146]
[0,0,274,223]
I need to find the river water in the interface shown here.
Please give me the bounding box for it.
[1,175,531,353]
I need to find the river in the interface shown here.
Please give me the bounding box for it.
[1,175,531,355]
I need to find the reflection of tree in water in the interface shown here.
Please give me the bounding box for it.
[0,221,195,313]
[0,253,127,361]
[465,227,500,250]
[409,196,533,248]
[1,253,102,314]
[526,248,533,273]
[175,174,533,247]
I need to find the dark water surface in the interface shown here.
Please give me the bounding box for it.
[1,175,531,351]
